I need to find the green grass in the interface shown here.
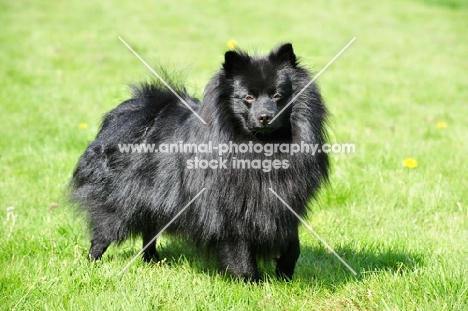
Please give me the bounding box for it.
[1,0,468,309]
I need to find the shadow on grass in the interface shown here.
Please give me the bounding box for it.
[293,244,425,287]
[110,238,424,286]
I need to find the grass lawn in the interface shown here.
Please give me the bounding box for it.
[1,0,467,309]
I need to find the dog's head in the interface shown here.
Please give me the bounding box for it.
[220,44,300,138]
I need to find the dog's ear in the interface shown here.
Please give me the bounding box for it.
[223,50,250,73]
[269,43,297,67]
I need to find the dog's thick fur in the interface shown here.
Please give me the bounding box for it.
[70,43,329,281]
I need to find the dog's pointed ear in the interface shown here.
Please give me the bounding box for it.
[269,43,297,67]
[223,50,249,73]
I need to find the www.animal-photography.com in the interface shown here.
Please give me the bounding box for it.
[2,0,467,310]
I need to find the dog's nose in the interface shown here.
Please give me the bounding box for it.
[258,113,272,125]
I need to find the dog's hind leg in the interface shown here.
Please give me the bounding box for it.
[142,230,160,262]
[89,236,112,260]
[87,212,126,260]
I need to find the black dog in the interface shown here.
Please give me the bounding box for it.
[70,43,329,281]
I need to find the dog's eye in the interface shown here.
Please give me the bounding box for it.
[273,93,282,100]
[244,95,255,102]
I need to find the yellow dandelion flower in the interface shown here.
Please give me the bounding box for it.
[402,158,418,169]
[227,39,238,50]
[436,121,447,128]
[78,123,88,129]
